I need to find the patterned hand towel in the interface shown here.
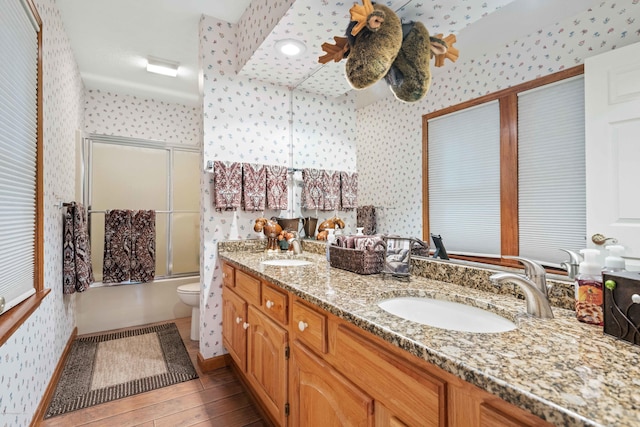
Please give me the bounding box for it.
[63,203,94,294]
[266,165,288,210]
[242,163,266,211]
[130,210,156,283]
[357,205,377,235]
[103,209,131,284]
[322,170,341,211]
[213,161,242,211]
[302,168,324,210]
[340,171,358,210]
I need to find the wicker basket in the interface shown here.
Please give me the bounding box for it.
[329,243,385,275]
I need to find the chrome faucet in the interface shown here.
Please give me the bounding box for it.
[289,237,303,255]
[559,249,582,280]
[490,256,554,318]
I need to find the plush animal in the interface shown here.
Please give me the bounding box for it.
[385,22,432,103]
[344,1,402,90]
[318,0,459,103]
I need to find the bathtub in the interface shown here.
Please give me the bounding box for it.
[76,276,199,335]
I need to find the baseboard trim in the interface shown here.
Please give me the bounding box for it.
[30,326,78,427]
[197,351,231,373]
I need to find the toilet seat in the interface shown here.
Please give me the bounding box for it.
[177,283,200,294]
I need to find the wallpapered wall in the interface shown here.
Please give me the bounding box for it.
[84,90,202,145]
[0,0,84,425]
[199,15,357,359]
[358,0,640,238]
[2,0,638,424]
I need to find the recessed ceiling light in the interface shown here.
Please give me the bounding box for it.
[275,39,306,57]
[146,56,179,77]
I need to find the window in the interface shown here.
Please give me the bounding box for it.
[0,0,47,345]
[84,136,200,283]
[423,66,585,268]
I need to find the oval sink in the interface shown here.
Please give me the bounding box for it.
[261,259,313,267]
[378,297,516,333]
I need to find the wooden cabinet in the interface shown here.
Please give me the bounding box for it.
[262,283,289,325]
[221,263,289,426]
[290,341,374,427]
[447,377,554,427]
[221,262,554,427]
[331,323,446,427]
[292,299,327,354]
[222,263,234,288]
[221,287,247,370]
[246,305,289,427]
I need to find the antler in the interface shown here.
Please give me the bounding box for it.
[433,34,459,67]
[318,36,349,64]
[349,0,375,36]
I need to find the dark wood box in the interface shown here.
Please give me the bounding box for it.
[603,271,640,347]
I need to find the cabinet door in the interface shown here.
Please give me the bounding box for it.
[222,288,247,370]
[290,341,374,427]
[247,305,288,426]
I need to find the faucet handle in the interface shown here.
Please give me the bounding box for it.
[503,256,548,293]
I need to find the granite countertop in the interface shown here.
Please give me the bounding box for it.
[218,247,640,427]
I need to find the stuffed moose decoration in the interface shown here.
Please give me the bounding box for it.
[319,0,459,103]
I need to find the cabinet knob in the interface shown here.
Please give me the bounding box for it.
[266,300,274,309]
[298,321,308,332]
[223,273,227,278]
[632,294,640,304]
[235,316,242,324]
[243,322,250,330]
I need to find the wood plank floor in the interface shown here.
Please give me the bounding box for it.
[40,317,267,427]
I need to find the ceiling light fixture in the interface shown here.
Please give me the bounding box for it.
[146,56,180,77]
[275,39,306,57]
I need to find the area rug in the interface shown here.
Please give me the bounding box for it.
[45,322,198,418]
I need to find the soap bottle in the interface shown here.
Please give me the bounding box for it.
[602,245,626,273]
[574,249,604,326]
[325,228,336,262]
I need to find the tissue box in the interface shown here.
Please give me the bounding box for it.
[603,271,640,347]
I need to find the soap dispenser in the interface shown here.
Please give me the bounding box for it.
[574,249,604,326]
[603,245,626,273]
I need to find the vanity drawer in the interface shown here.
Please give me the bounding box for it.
[261,283,288,325]
[235,270,261,306]
[222,263,235,288]
[292,299,327,354]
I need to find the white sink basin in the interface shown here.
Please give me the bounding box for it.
[378,297,516,333]
[261,259,313,267]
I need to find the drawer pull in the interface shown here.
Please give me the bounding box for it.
[298,320,308,332]
[235,316,242,324]
[266,300,274,309]
[243,322,250,330]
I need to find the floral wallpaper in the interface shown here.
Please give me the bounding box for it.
[357,0,640,237]
[2,0,639,424]
[84,90,201,146]
[0,0,84,425]
[199,15,356,359]
[236,0,296,74]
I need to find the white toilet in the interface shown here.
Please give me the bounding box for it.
[177,282,200,341]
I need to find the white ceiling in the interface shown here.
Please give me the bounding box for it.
[57,0,598,108]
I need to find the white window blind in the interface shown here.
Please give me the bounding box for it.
[518,76,586,266]
[428,101,501,256]
[0,0,40,314]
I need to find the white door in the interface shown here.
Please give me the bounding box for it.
[585,42,640,270]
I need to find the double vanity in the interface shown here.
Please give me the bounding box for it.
[219,240,639,427]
